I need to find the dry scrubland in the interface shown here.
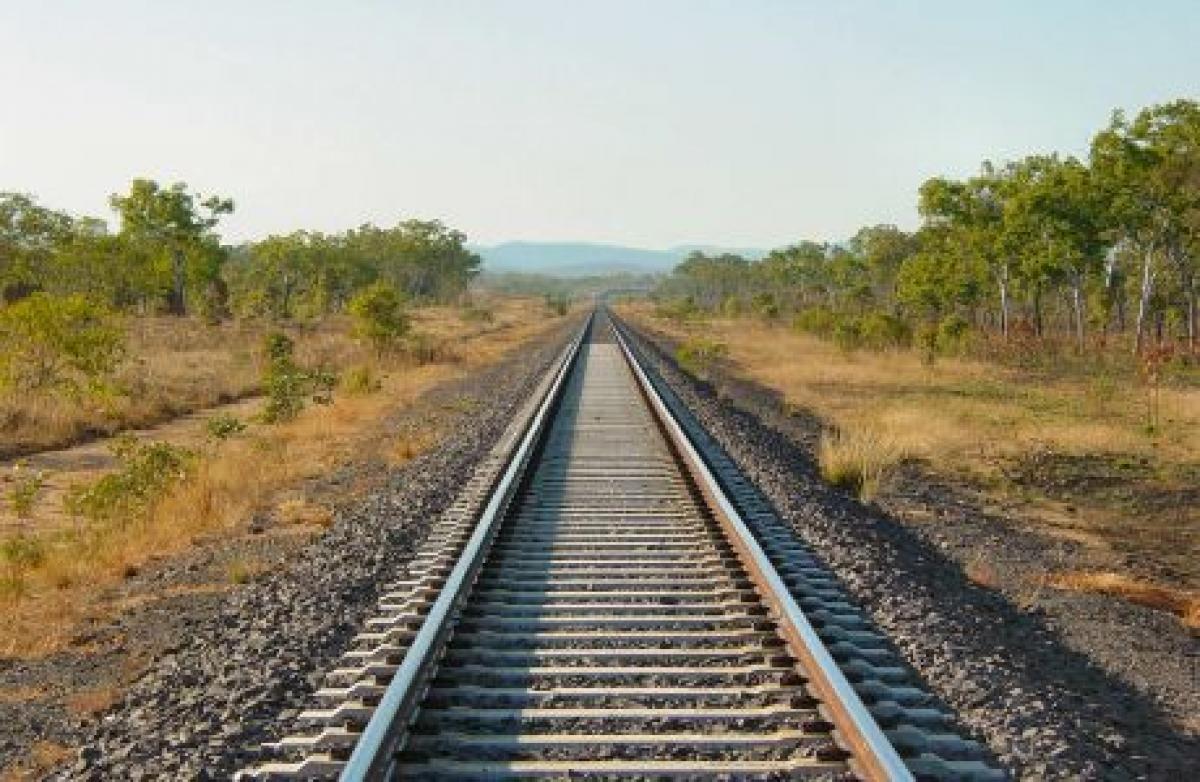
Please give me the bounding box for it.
[0,316,347,460]
[621,303,1200,629]
[0,296,566,657]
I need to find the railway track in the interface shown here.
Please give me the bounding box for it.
[243,312,1002,781]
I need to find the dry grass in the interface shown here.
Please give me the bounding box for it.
[0,740,74,782]
[63,684,123,717]
[275,498,334,528]
[623,305,1200,476]
[0,296,565,657]
[1043,571,1200,629]
[817,428,906,501]
[0,316,362,459]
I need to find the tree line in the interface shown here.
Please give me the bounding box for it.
[0,178,481,320]
[659,98,1200,356]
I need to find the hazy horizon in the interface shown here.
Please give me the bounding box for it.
[3,1,1198,249]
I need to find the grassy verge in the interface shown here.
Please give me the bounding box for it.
[621,303,1200,627]
[0,297,570,657]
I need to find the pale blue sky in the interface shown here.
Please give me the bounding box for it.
[1,1,1197,247]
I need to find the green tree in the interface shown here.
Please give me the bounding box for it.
[0,293,125,395]
[348,280,410,353]
[110,179,234,316]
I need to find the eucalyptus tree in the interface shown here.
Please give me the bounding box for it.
[1091,99,1200,353]
[109,179,234,316]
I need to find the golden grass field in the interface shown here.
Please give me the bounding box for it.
[0,296,570,657]
[620,303,1200,628]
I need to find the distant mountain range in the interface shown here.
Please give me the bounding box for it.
[472,241,768,278]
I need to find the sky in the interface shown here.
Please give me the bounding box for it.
[1,1,1197,249]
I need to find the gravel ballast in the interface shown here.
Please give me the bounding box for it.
[32,320,578,781]
[621,318,1199,781]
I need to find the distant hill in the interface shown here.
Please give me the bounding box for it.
[473,241,767,278]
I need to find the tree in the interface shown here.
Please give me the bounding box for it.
[109,179,234,316]
[0,293,125,395]
[349,280,410,353]
[0,193,74,301]
[1091,100,1200,353]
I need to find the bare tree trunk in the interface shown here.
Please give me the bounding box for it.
[1033,286,1044,338]
[998,263,1011,339]
[1134,245,1155,355]
[169,246,187,316]
[1071,271,1085,353]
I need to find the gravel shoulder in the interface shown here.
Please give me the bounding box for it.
[0,318,578,781]
[623,318,1199,781]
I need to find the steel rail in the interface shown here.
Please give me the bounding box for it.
[339,314,591,781]
[611,317,915,782]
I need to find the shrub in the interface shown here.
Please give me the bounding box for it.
[261,332,335,422]
[0,293,125,396]
[204,413,246,441]
[7,462,46,519]
[544,294,570,317]
[832,318,862,351]
[655,298,703,325]
[937,314,972,354]
[858,312,912,350]
[750,292,779,319]
[349,281,410,354]
[675,338,728,377]
[0,534,46,599]
[792,306,838,337]
[65,436,195,524]
[818,428,903,501]
[341,364,382,395]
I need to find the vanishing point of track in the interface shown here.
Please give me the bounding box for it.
[244,311,1000,781]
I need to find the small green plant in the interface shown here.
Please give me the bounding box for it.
[792,306,839,337]
[341,364,382,395]
[205,413,246,441]
[675,338,728,377]
[832,318,862,352]
[349,281,410,354]
[0,293,125,396]
[857,312,912,350]
[0,534,46,600]
[936,314,971,354]
[7,462,46,519]
[261,332,336,422]
[65,436,195,524]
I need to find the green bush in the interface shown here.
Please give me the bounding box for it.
[342,364,382,395]
[205,413,246,440]
[0,293,125,395]
[858,312,912,350]
[261,332,335,423]
[7,462,45,519]
[750,292,779,319]
[937,314,972,354]
[832,318,862,351]
[65,436,195,524]
[655,298,703,324]
[349,281,410,354]
[792,306,838,337]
